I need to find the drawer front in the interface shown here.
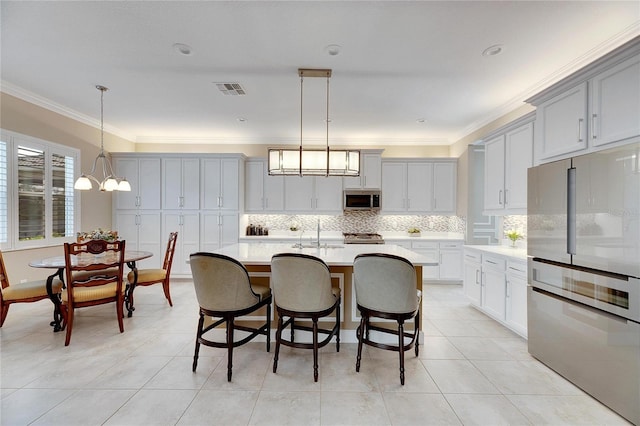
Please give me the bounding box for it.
[439,241,462,250]
[507,260,527,278]
[464,249,482,263]
[483,254,506,271]
[412,241,438,250]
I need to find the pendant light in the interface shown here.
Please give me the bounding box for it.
[268,68,360,177]
[74,85,131,192]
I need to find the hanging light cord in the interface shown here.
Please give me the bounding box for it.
[299,74,303,177]
[326,73,330,177]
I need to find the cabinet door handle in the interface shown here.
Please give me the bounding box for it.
[498,190,503,205]
[577,118,584,142]
[486,260,498,265]
[591,113,598,139]
[217,196,222,208]
[136,195,141,207]
[475,270,479,284]
[135,214,140,226]
[506,280,511,298]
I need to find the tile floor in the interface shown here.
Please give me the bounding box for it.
[0,281,630,425]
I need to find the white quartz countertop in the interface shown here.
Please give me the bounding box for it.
[240,231,464,241]
[214,243,438,266]
[463,244,528,261]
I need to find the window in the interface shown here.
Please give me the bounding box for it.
[1,130,79,250]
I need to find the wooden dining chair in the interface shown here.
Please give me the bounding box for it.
[353,253,421,385]
[126,232,177,316]
[0,249,63,328]
[61,239,126,346]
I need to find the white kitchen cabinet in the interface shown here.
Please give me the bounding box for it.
[162,211,200,276]
[589,55,640,148]
[382,160,456,214]
[438,241,463,280]
[535,82,588,161]
[201,157,242,211]
[481,254,506,321]
[343,150,382,189]
[201,211,239,252]
[283,176,342,213]
[463,249,482,307]
[432,162,457,213]
[484,118,533,214]
[113,210,162,269]
[245,159,284,212]
[505,259,528,337]
[527,41,640,163]
[113,156,161,210]
[162,158,200,210]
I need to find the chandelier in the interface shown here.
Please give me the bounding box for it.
[268,68,360,177]
[74,85,131,192]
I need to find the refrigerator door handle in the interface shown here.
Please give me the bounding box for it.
[567,167,576,255]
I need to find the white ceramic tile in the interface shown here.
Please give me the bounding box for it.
[31,389,136,426]
[320,391,390,426]
[506,395,631,425]
[202,349,271,391]
[0,388,75,425]
[423,360,500,394]
[383,393,462,425]
[144,355,220,390]
[444,394,532,425]
[177,390,259,426]
[249,391,320,425]
[419,336,465,360]
[86,355,172,389]
[103,389,197,425]
[447,336,515,360]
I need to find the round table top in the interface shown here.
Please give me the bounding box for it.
[29,250,153,269]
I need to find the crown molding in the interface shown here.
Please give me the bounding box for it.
[1,81,135,142]
[135,135,450,146]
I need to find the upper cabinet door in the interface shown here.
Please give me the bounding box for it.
[590,55,640,147]
[536,82,588,161]
[343,152,382,189]
[484,135,506,211]
[314,176,342,212]
[245,161,265,212]
[284,176,314,211]
[114,157,161,210]
[433,162,456,213]
[162,158,200,210]
[407,162,432,212]
[201,158,222,210]
[201,158,239,210]
[504,123,533,210]
[381,162,406,212]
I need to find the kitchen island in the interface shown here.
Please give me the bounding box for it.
[213,243,437,341]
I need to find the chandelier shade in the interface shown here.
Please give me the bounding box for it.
[267,68,360,177]
[74,85,131,192]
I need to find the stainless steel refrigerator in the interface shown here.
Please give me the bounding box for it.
[527,142,640,425]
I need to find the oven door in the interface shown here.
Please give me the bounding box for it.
[529,258,640,322]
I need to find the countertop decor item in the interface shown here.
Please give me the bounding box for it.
[408,227,421,237]
[505,229,523,247]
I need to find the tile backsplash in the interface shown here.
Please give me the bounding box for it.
[245,212,466,235]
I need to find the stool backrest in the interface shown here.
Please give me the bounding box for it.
[270,253,335,312]
[190,252,259,311]
[353,253,417,313]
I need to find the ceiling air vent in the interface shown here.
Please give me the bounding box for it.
[215,83,246,96]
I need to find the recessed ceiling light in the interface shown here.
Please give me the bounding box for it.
[482,44,503,57]
[325,44,341,56]
[237,117,247,123]
[416,118,426,124]
[173,43,193,56]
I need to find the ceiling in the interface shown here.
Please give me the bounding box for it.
[1,1,639,147]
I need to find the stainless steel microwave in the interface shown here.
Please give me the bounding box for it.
[344,190,381,211]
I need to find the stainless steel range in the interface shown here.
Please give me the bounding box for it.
[343,233,385,244]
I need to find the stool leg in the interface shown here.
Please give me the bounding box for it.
[356,315,366,373]
[273,314,283,373]
[312,317,319,382]
[193,312,204,372]
[226,317,234,382]
[398,320,405,386]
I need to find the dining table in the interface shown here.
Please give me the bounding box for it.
[29,250,153,331]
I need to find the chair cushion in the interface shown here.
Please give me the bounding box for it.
[2,279,63,301]
[251,284,271,301]
[62,282,124,303]
[128,269,166,284]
